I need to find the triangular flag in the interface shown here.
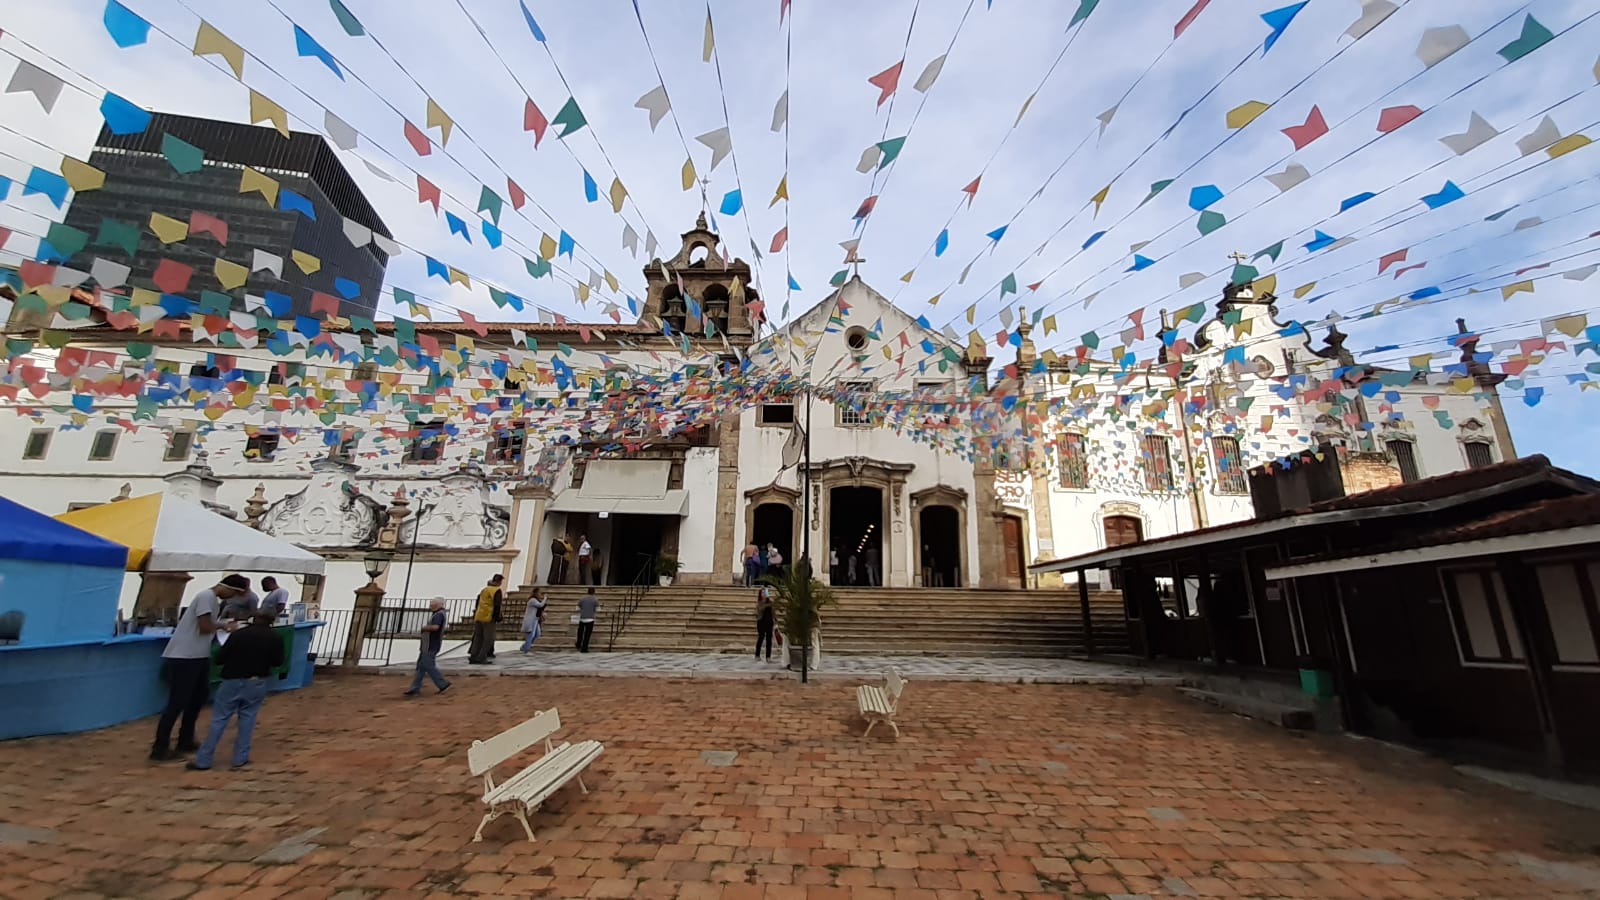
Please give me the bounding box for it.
[524,99,549,147]
[1090,184,1111,216]
[682,157,698,192]
[1226,100,1269,129]
[636,85,670,131]
[193,21,245,79]
[248,91,289,138]
[914,55,946,92]
[771,89,789,132]
[552,96,587,137]
[1498,15,1553,63]
[5,62,64,113]
[769,174,788,207]
[610,178,628,214]
[240,167,279,204]
[868,60,903,108]
[425,98,454,145]
[1282,105,1328,150]
[1260,3,1308,54]
[697,127,732,171]
[703,8,715,62]
[60,158,106,193]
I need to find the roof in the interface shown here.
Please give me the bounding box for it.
[1415,493,1600,543]
[0,496,129,569]
[1030,454,1599,574]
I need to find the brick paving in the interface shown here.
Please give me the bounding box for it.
[3,674,1600,899]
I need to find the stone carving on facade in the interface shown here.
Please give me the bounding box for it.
[260,459,384,548]
[163,452,238,518]
[399,466,511,550]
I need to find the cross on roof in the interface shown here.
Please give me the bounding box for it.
[1228,251,1249,265]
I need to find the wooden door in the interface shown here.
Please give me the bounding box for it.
[1002,516,1025,588]
[1103,515,1144,548]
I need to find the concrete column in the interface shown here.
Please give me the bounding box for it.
[711,415,741,585]
[344,581,384,666]
[510,484,551,588]
[887,482,909,588]
[973,467,1006,589]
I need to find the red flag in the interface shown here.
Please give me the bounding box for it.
[310,292,340,317]
[1174,0,1213,37]
[1377,105,1422,134]
[770,227,787,253]
[868,61,903,108]
[403,120,431,156]
[852,195,878,219]
[458,310,487,337]
[1282,105,1328,150]
[417,176,441,213]
[152,259,193,294]
[1377,248,1408,275]
[1394,262,1427,279]
[524,99,548,148]
[188,211,228,245]
[507,178,527,210]
[961,176,981,206]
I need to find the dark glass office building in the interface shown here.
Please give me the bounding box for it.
[60,112,391,318]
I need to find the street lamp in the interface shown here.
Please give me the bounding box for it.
[363,548,393,583]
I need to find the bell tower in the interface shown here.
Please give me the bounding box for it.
[641,212,760,346]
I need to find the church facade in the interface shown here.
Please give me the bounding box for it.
[0,216,1517,610]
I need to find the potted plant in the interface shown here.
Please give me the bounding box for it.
[655,553,681,587]
[762,562,835,683]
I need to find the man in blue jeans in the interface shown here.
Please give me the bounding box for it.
[187,610,283,771]
[405,598,451,696]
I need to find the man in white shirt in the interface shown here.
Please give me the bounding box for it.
[577,534,593,586]
[152,574,250,762]
[259,576,290,618]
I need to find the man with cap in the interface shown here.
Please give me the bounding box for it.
[188,609,284,771]
[152,574,249,761]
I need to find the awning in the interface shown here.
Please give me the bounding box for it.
[548,489,690,517]
[0,496,128,569]
[56,494,326,575]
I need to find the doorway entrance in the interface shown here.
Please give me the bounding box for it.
[606,514,663,586]
[1001,515,1026,588]
[752,503,794,570]
[829,486,882,586]
[918,506,960,587]
[1103,515,1144,590]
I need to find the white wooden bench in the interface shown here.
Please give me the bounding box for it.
[857,669,906,739]
[467,707,603,842]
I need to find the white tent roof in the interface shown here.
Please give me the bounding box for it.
[148,499,326,575]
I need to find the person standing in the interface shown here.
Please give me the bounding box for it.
[829,546,840,585]
[520,589,546,653]
[488,579,503,661]
[404,598,451,696]
[767,544,784,576]
[575,588,599,653]
[576,534,593,585]
[547,535,567,585]
[187,610,284,771]
[755,587,775,662]
[152,575,249,761]
[468,574,503,664]
[743,542,759,587]
[865,544,881,587]
[259,576,290,618]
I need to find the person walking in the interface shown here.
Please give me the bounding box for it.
[547,535,567,585]
[259,576,290,618]
[468,574,503,664]
[404,598,451,696]
[755,587,775,662]
[829,546,840,585]
[576,534,593,585]
[151,574,249,762]
[846,552,859,586]
[488,579,503,661]
[575,588,599,653]
[766,544,784,575]
[187,610,283,771]
[865,545,881,587]
[520,589,546,653]
[743,542,759,586]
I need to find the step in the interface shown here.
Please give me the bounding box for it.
[1177,688,1315,731]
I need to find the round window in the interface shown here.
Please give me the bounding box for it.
[845,327,869,351]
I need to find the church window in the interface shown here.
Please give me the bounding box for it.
[352,360,378,381]
[1463,440,1494,469]
[845,326,870,352]
[487,420,527,465]
[759,403,795,426]
[702,283,730,337]
[1056,433,1089,489]
[88,429,119,461]
[1388,438,1421,483]
[1211,436,1247,495]
[164,430,195,462]
[245,429,280,462]
[1444,568,1522,664]
[23,429,51,460]
[838,381,873,427]
[1139,435,1173,492]
[660,285,687,335]
[406,420,447,463]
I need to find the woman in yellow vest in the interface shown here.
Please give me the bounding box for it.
[468,574,504,664]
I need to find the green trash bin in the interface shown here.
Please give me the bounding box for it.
[1298,667,1336,698]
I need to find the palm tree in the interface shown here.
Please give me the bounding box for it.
[760,563,835,683]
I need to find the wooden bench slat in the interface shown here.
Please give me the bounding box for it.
[470,708,603,843]
[855,669,906,739]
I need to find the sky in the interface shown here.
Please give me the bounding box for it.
[2,0,1599,469]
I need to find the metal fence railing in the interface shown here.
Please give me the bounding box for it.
[309,597,484,668]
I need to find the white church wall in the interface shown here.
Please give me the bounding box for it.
[680,446,720,576]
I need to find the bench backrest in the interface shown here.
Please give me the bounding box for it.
[469,707,560,776]
[885,669,905,708]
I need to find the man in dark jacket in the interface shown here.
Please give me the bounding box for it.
[187,611,284,771]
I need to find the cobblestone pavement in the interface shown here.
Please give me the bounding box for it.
[414,649,1182,684]
[4,675,1600,899]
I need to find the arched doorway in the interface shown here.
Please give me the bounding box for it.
[752,503,793,570]
[918,506,960,587]
[830,486,883,586]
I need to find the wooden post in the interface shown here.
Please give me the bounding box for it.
[1076,568,1095,656]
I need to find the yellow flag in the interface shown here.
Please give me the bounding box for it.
[1226,100,1270,129]
[455,336,475,354]
[149,213,189,244]
[1043,315,1057,336]
[702,9,714,62]
[448,267,471,288]
[1408,354,1433,372]
[249,91,289,138]
[1260,416,1274,433]
[609,178,627,214]
[1090,184,1110,216]
[60,158,105,192]
[965,305,976,325]
[1015,92,1035,127]
[1293,281,1316,299]
[900,270,915,283]
[1501,280,1534,300]
[292,250,321,274]
[193,21,245,79]
[214,258,249,290]
[240,167,279,205]
[928,293,941,306]
[1252,274,1277,296]
[682,157,697,192]
[604,270,619,293]
[577,282,590,302]
[770,174,788,207]
[1451,378,1476,394]
[1548,134,1591,158]
[425,98,454,145]
[130,288,160,307]
[540,233,557,260]
[1552,314,1588,338]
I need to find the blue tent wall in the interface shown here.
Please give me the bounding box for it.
[0,496,127,644]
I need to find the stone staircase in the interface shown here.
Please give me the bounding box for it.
[488,584,1130,657]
